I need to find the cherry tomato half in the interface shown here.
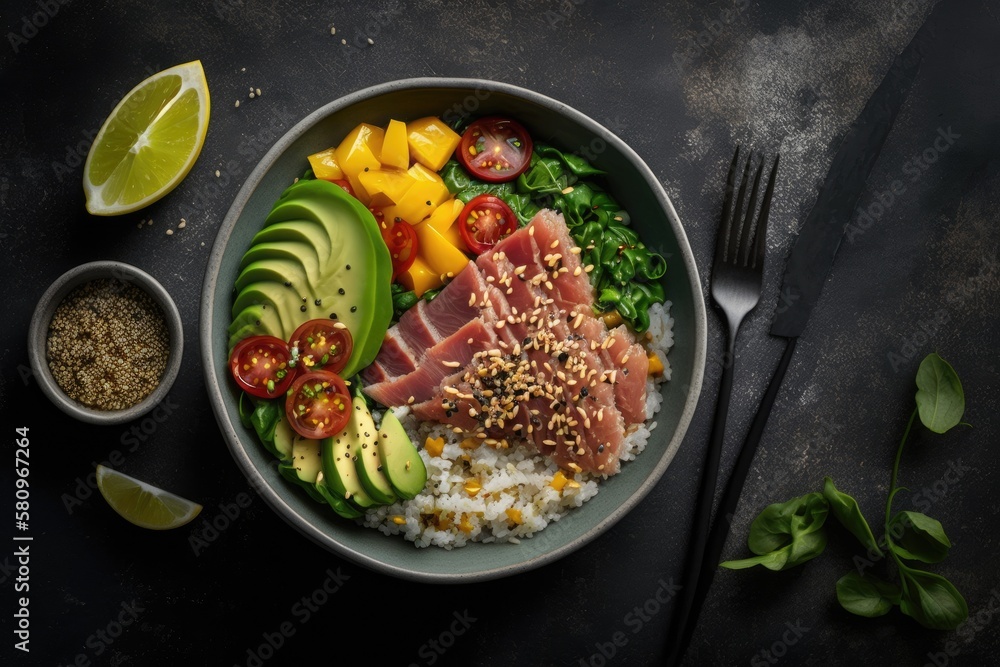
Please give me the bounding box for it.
[457,194,517,255]
[457,116,534,183]
[379,217,419,280]
[229,335,296,399]
[288,319,353,375]
[327,179,355,196]
[284,371,352,439]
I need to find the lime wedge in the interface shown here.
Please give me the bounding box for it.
[83,60,211,216]
[95,464,203,530]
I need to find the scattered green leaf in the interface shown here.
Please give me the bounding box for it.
[836,572,901,618]
[915,352,965,433]
[823,477,881,554]
[898,567,968,630]
[889,511,951,564]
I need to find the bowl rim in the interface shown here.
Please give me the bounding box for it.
[28,260,184,425]
[201,76,707,582]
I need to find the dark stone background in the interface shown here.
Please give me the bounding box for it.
[1,0,997,665]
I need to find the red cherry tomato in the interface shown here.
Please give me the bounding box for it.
[288,319,353,375]
[379,217,419,280]
[229,336,296,399]
[324,178,354,196]
[284,371,352,439]
[456,117,533,183]
[457,194,517,255]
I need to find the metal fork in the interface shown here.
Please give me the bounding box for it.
[665,146,779,666]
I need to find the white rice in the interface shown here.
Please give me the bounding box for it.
[362,300,675,548]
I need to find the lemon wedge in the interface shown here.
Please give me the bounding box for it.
[95,465,203,530]
[83,60,210,216]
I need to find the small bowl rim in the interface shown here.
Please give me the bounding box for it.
[27,260,184,425]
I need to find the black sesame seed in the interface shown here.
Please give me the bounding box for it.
[580,387,589,397]
[314,299,322,306]
[364,167,369,172]
[284,281,292,287]
[302,297,307,302]
[558,352,569,362]
[623,368,629,376]
[350,306,357,312]
[597,444,605,453]
[330,312,337,319]
[346,264,351,270]
[338,288,346,295]
[300,305,307,312]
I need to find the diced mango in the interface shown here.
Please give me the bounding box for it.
[380,119,410,170]
[397,256,441,297]
[414,222,470,280]
[306,147,344,181]
[424,436,445,458]
[382,175,451,226]
[334,123,385,204]
[648,352,665,377]
[458,513,474,534]
[550,470,568,491]
[407,117,461,171]
[505,508,523,525]
[407,162,445,185]
[357,168,417,208]
[426,198,467,251]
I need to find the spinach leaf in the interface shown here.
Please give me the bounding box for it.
[720,492,829,571]
[836,572,900,618]
[440,159,472,194]
[823,477,881,554]
[250,399,283,447]
[391,285,418,322]
[238,392,255,429]
[747,492,829,555]
[535,143,606,177]
[720,530,827,571]
[915,352,966,433]
[889,511,952,563]
[898,568,968,630]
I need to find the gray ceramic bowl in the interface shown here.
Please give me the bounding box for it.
[201,78,706,582]
[28,260,184,425]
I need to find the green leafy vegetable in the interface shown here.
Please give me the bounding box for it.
[720,493,829,571]
[836,572,900,618]
[898,568,968,630]
[719,354,969,631]
[889,511,951,564]
[238,392,255,429]
[390,283,418,322]
[915,352,966,433]
[823,477,880,554]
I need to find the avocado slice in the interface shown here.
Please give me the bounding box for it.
[320,410,378,511]
[229,179,393,377]
[314,471,365,519]
[377,410,428,500]
[348,396,398,505]
[278,433,325,504]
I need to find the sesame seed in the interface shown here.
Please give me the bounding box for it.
[443,360,462,368]
[235,100,240,107]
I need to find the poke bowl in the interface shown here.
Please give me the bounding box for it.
[201,78,707,582]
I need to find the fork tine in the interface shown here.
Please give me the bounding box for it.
[751,154,780,269]
[727,150,753,263]
[715,146,741,267]
[738,157,765,266]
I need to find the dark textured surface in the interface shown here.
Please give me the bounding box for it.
[1,1,998,665]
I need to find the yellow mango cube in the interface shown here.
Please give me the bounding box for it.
[334,123,384,204]
[414,222,471,279]
[382,176,451,225]
[426,198,467,251]
[357,168,416,208]
[397,256,441,297]
[380,119,410,170]
[406,117,461,171]
[306,147,343,181]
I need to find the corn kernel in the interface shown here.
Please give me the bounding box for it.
[391,515,407,525]
[648,352,665,377]
[505,508,523,525]
[464,479,482,497]
[550,470,568,491]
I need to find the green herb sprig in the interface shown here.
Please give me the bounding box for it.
[719,352,970,630]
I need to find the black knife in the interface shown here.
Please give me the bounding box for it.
[665,3,939,664]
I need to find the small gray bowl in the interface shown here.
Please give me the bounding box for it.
[28,260,184,425]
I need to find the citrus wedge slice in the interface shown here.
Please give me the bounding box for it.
[95,464,203,530]
[83,60,210,216]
